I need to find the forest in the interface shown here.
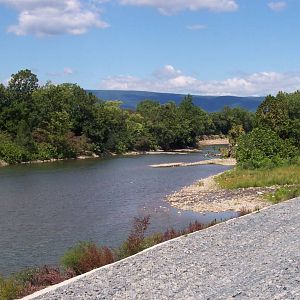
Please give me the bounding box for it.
[0,69,299,168]
[0,69,255,164]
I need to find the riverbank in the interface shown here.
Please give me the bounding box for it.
[0,149,204,168]
[167,172,274,213]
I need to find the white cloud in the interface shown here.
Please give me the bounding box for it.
[99,65,300,96]
[47,67,75,77]
[268,1,287,11]
[187,24,207,30]
[63,67,74,75]
[0,0,108,36]
[119,0,238,15]
[153,65,182,79]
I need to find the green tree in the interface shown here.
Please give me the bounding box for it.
[8,69,39,96]
[256,93,289,134]
[236,128,298,169]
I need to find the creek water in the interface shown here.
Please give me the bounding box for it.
[0,147,236,275]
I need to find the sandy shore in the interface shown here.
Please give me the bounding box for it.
[150,158,236,168]
[0,160,8,167]
[198,138,229,146]
[167,172,274,213]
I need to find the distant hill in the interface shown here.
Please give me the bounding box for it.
[88,90,264,112]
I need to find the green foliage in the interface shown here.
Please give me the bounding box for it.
[236,128,298,169]
[0,133,31,164]
[137,97,212,150]
[1,68,298,166]
[211,106,255,135]
[256,91,300,147]
[60,242,88,274]
[228,124,245,157]
[8,69,38,96]
[228,125,245,146]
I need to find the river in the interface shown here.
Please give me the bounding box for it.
[0,148,236,275]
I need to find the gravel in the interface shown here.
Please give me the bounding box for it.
[167,173,274,213]
[23,197,300,300]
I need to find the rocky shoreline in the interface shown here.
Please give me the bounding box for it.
[167,172,275,213]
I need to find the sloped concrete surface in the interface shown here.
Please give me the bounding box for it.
[24,198,300,300]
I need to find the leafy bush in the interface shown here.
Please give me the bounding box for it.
[61,242,114,275]
[33,143,58,160]
[236,128,298,169]
[0,133,31,164]
[117,216,150,259]
[16,266,74,298]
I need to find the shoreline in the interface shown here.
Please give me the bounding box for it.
[150,158,236,168]
[166,171,274,213]
[198,138,229,146]
[0,149,204,168]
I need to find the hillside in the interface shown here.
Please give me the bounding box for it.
[88,90,264,112]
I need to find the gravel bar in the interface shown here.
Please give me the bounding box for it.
[24,197,300,300]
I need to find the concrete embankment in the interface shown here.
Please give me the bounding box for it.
[23,197,300,299]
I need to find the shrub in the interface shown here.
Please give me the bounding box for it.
[0,133,31,164]
[61,242,114,275]
[77,245,114,274]
[17,266,74,298]
[236,128,298,169]
[33,143,58,160]
[117,216,150,259]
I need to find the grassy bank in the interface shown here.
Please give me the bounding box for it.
[216,165,300,189]
[215,164,300,204]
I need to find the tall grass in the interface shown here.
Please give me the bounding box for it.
[216,164,300,189]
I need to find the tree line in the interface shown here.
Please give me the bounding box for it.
[0,69,255,164]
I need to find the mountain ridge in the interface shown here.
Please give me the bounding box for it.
[88,90,264,112]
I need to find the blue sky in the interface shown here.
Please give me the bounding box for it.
[0,0,300,96]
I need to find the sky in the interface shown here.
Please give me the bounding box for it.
[0,0,300,96]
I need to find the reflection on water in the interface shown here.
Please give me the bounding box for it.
[0,148,236,275]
